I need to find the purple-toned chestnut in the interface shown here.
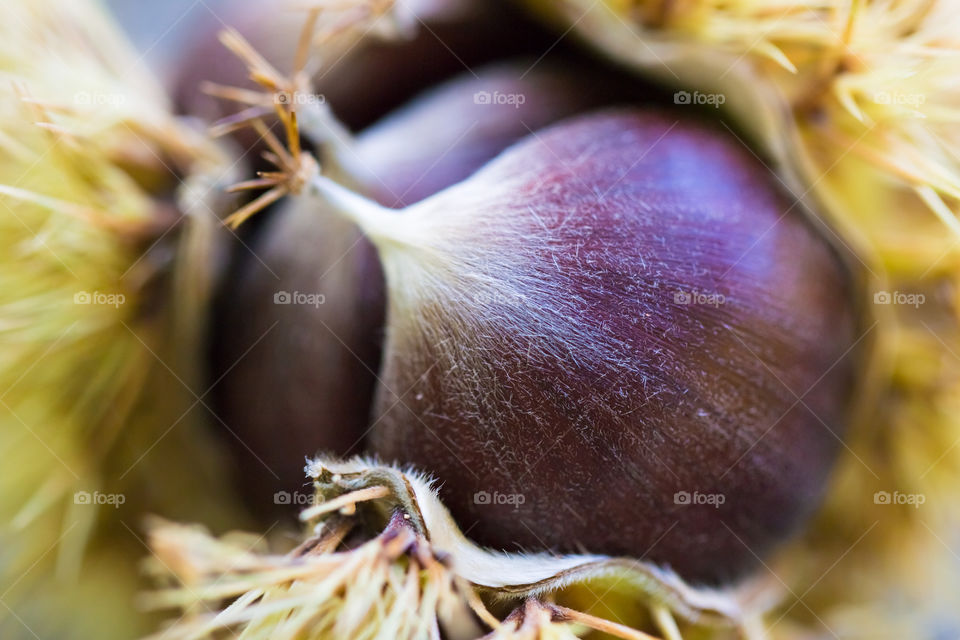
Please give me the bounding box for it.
[210,63,638,513]
[289,110,857,583]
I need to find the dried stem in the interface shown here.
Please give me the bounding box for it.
[549,602,663,640]
[299,485,390,520]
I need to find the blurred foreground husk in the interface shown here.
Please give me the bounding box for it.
[0,0,245,637]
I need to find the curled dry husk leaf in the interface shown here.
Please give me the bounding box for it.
[144,457,773,640]
[0,0,246,637]
[523,0,960,635]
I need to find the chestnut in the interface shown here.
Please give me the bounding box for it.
[210,62,641,515]
[286,109,858,583]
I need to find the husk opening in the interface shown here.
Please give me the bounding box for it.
[144,457,768,640]
[142,0,960,636]
[4,0,959,637]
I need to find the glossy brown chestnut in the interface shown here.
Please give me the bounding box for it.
[299,110,857,584]
[209,62,643,515]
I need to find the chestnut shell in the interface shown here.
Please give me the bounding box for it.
[367,110,858,584]
[208,64,650,515]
